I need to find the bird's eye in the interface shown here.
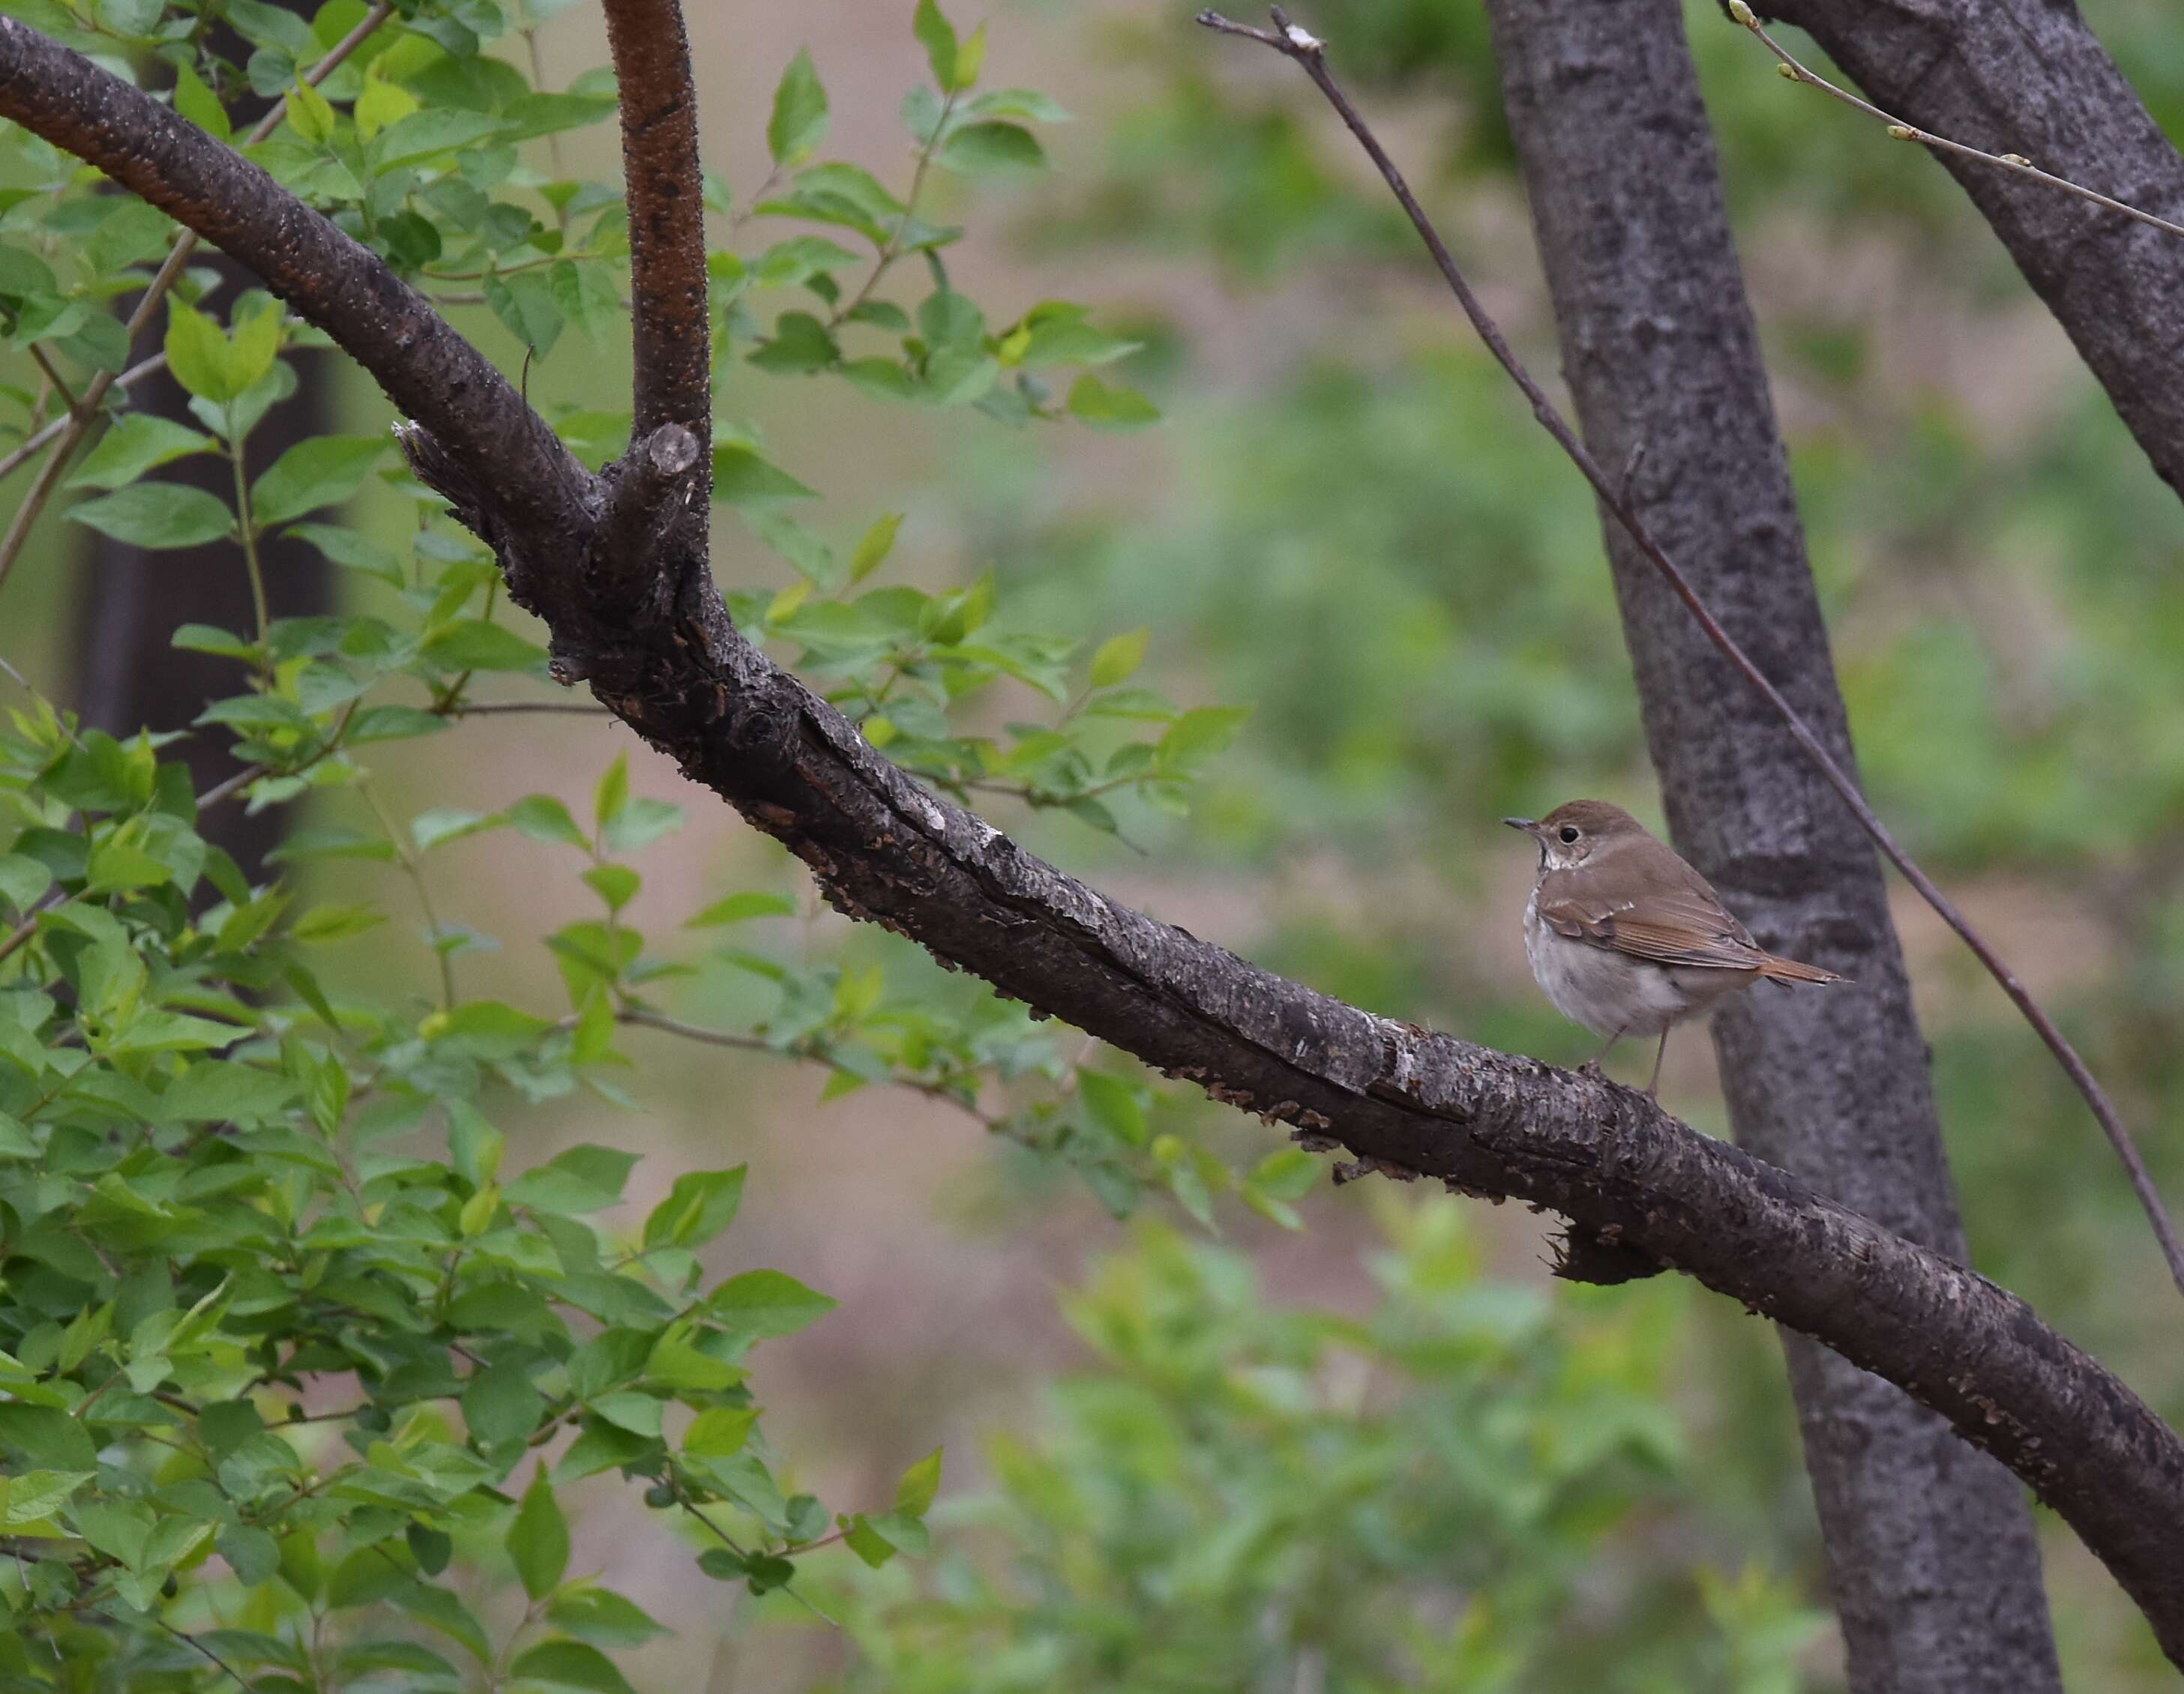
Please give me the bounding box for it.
[1558,825,1580,844]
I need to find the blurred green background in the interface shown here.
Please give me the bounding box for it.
[8,0,2184,1686]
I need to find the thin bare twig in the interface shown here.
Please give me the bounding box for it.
[0,353,169,486]
[0,1,395,601]
[616,1005,1005,1130]
[1197,4,2184,1298]
[443,699,614,717]
[158,1622,247,1692]
[1724,0,2184,244]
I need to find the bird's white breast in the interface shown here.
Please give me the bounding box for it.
[1523,883,1698,1040]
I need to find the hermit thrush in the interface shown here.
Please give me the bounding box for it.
[1505,801,1841,1096]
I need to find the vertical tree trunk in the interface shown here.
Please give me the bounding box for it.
[1479,0,2063,1687]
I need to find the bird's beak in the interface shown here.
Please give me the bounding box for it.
[1502,817,1537,834]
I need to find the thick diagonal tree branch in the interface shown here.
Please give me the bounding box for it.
[1751,0,2184,499]
[1481,0,2059,1684]
[4,15,2184,1662]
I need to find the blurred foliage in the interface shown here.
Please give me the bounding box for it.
[797,1205,1826,1694]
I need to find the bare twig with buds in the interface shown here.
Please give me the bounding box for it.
[1724,0,2184,242]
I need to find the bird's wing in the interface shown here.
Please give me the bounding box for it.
[1535,884,1769,973]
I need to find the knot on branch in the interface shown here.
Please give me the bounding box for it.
[583,421,709,627]
[727,699,794,762]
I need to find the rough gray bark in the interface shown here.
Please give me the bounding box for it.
[1755,0,2184,498]
[1483,0,2063,1687]
[7,11,2184,1664]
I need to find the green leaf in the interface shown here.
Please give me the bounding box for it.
[547,1586,670,1648]
[227,303,285,397]
[0,1469,90,1529]
[69,483,235,549]
[592,753,628,832]
[288,521,402,585]
[0,852,53,911]
[588,1391,664,1438]
[1157,704,1251,771]
[846,511,903,583]
[1066,373,1161,431]
[893,1447,942,1517]
[767,47,829,166]
[412,807,502,852]
[424,620,548,672]
[217,1525,279,1587]
[67,415,217,491]
[288,79,336,146]
[682,1405,756,1459]
[935,121,1045,175]
[173,62,232,142]
[749,310,840,374]
[602,797,684,854]
[508,1639,637,1694]
[505,1144,640,1214]
[713,446,817,506]
[955,22,988,89]
[841,1512,897,1568]
[963,87,1070,124]
[686,890,796,928]
[1077,1068,1149,1147]
[507,1468,569,1602]
[163,304,233,403]
[549,258,624,346]
[912,0,960,91]
[506,795,590,848]
[292,902,385,944]
[249,435,384,525]
[485,270,564,357]
[583,863,640,912]
[464,1361,544,1450]
[1089,627,1149,689]
[370,108,505,170]
[708,1269,837,1340]
[1248,1147,1321,1202]
[643,1166,747,1249]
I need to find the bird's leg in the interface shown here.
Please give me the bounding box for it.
[1644,1030,1670,1098]
[1580,1025,1628,1078]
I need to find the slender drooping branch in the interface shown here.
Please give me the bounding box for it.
[1725,0,2184,244]
[4,15,2184,1660]
[1195,4,2184,1302]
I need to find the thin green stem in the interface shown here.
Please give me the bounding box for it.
[830,91,957,329]
[363,782,458,1009]
[229,440,271,663]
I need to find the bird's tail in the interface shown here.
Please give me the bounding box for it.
[1756,953,1843,985]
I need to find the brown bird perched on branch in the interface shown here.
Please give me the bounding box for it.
[1505,801,1841,1097]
